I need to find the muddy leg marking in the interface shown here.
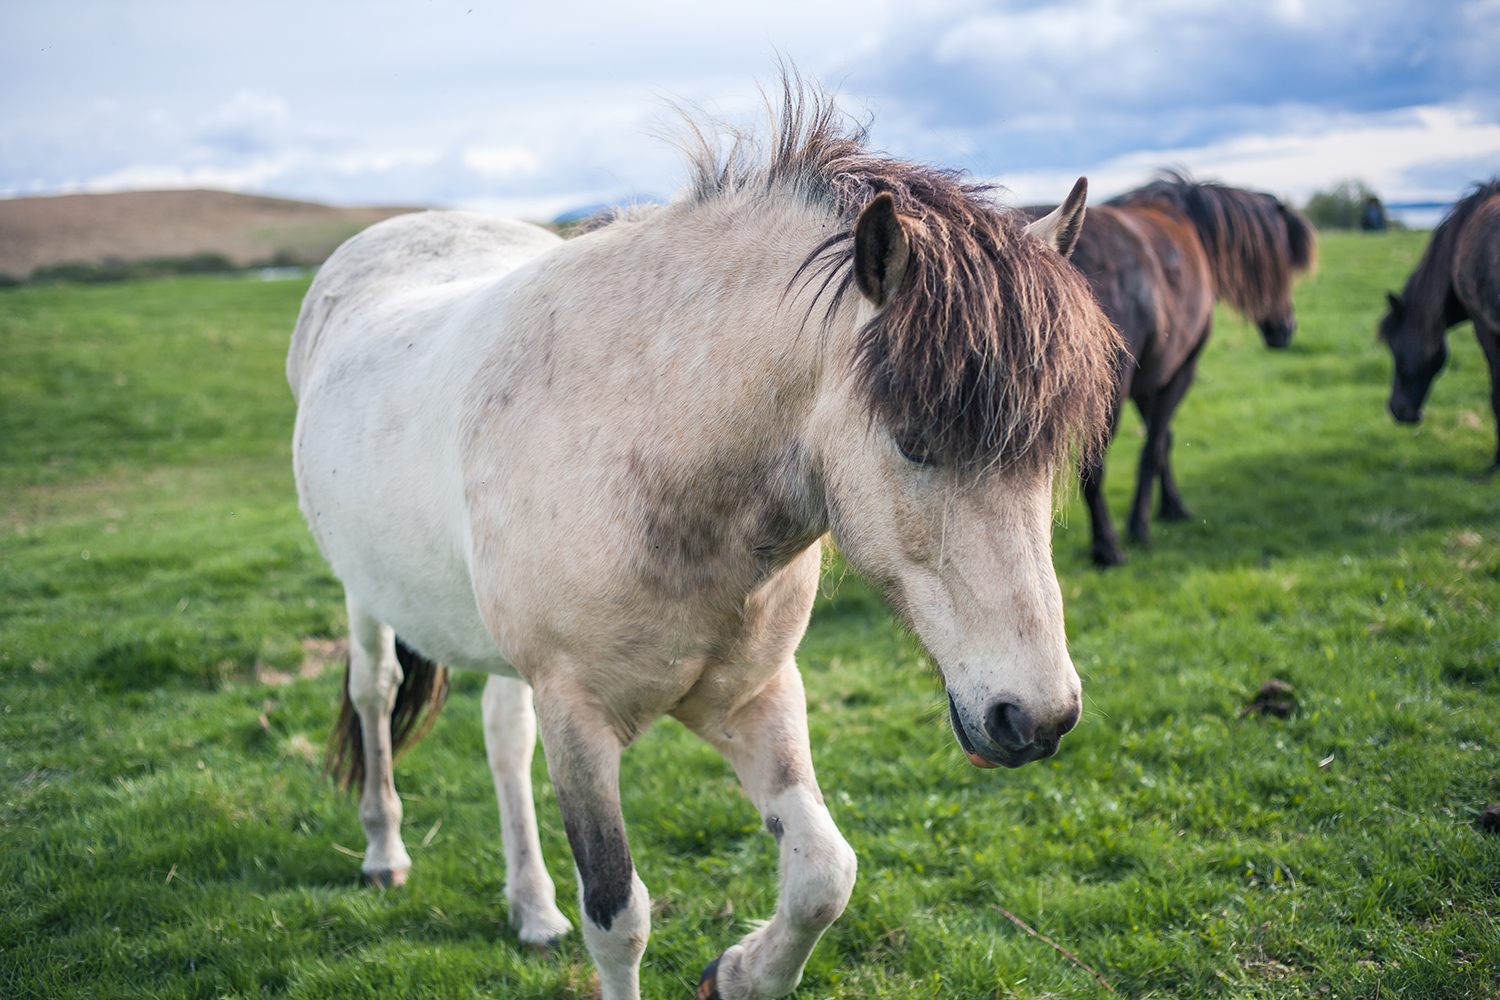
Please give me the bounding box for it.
[535,684,650,1000]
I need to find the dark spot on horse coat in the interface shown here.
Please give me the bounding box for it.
[631,443,825,603]
[772,757,809,794]
[765,815,784,842]
[557,793,634,930]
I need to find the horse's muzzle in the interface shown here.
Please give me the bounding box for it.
[947,692,1075,769]
[1388,395,1423,424]
[1259,318,1296,349]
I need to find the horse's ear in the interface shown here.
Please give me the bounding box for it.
[1026,176,1088,258]
[854,192,911,308]
[1386,291,1404,319]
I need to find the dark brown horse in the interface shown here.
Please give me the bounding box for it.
[1031,173,1316,564]
[1380,178,1500,472]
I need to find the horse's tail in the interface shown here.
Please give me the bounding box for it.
[325,638,451,791]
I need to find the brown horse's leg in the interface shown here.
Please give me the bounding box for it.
[1084,388,1128,566]
[1158,428,1193,522]
[682,663,857,1000]
[1083,450,1126,565]
[1128,348,1203,545]
[1476,323,1500,473]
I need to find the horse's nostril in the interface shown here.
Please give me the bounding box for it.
[983,702,1035,750]
[1057,699,1081,737]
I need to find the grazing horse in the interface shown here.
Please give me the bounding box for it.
[1034,173,1316,565]
[1380,178,1500,472]
[288,85,1118,1000]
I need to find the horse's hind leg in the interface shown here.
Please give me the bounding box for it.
[1129,346,1203,545]
[1157,429,1193,522]
[1476,323,1500,473]
[344,595,412,886]
[683,662,858,1000]
[482,675,572,946]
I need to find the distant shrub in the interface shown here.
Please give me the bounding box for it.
[1303,180,1400,230]
[29,253,237,285]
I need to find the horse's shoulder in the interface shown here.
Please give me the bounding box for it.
[1453,195,1500,327]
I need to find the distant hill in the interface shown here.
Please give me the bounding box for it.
[0,189,426,281]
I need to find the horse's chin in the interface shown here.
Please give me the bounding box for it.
[947,693,1058,769]
[1388,398,1423,424]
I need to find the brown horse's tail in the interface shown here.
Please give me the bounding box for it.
[325,637,451,791]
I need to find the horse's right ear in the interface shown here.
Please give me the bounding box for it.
[1026,176,1088,258]
[854,192,911,308]
[1386,291,1404,319]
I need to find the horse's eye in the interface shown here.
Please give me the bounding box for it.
[895,431,934,467]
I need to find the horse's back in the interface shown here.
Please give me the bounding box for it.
[288,211,562,399]
[1454,194,1500,331]
[1069,205,1157,356]
[1071,204,1211,385]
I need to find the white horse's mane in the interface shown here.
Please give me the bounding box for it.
[611,75,1121,473]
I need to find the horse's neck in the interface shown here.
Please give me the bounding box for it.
[536,194,848,488]
[1404,226,1462,334]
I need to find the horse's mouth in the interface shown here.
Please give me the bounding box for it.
[1388,398,1423,424]
[946,692,1053,769]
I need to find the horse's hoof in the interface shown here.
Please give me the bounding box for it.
[1159,505,1192,522]
[696,955,722,1000]
[364,867,409,889]
[1091,546,1127,567]
[511,905,573,948]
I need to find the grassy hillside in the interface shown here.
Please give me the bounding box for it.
[1,233,1497,999]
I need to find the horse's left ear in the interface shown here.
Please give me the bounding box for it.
[1026,176,1088,258]
[1386,291,1404,320]
[854,192,911,308]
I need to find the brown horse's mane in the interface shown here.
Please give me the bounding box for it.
[1113,171,1315,321]
[660,76,1120,473]
[1387,177,1500,335]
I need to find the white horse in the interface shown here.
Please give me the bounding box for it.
[288,86,1118,1000]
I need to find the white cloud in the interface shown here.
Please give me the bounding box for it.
[1,0,1496,216]
[461,147,540,179]
[991,103,1500,206]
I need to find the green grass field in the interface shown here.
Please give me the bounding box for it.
[2,232,1497,999]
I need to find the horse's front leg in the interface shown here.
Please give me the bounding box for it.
[685,663,858,1000]
[482,675,572,946]
[345,596,412,886]
[1476,322,1500,473]
[534,681,651,1000]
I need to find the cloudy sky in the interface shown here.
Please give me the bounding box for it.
[3,1,1498,220]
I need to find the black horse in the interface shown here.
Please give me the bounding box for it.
[1380,178,1500,472]
[1032,173,1316,564]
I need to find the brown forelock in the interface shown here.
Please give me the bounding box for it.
[1115,172,1311,321]
[1390,177,1500,333]
[681,77,1120,471]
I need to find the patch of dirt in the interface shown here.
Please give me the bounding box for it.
[1243,679,1298,718]
[284,733,321,764]
[253,638,346,687]
[299,638,347,679]
[0,189,424,279]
